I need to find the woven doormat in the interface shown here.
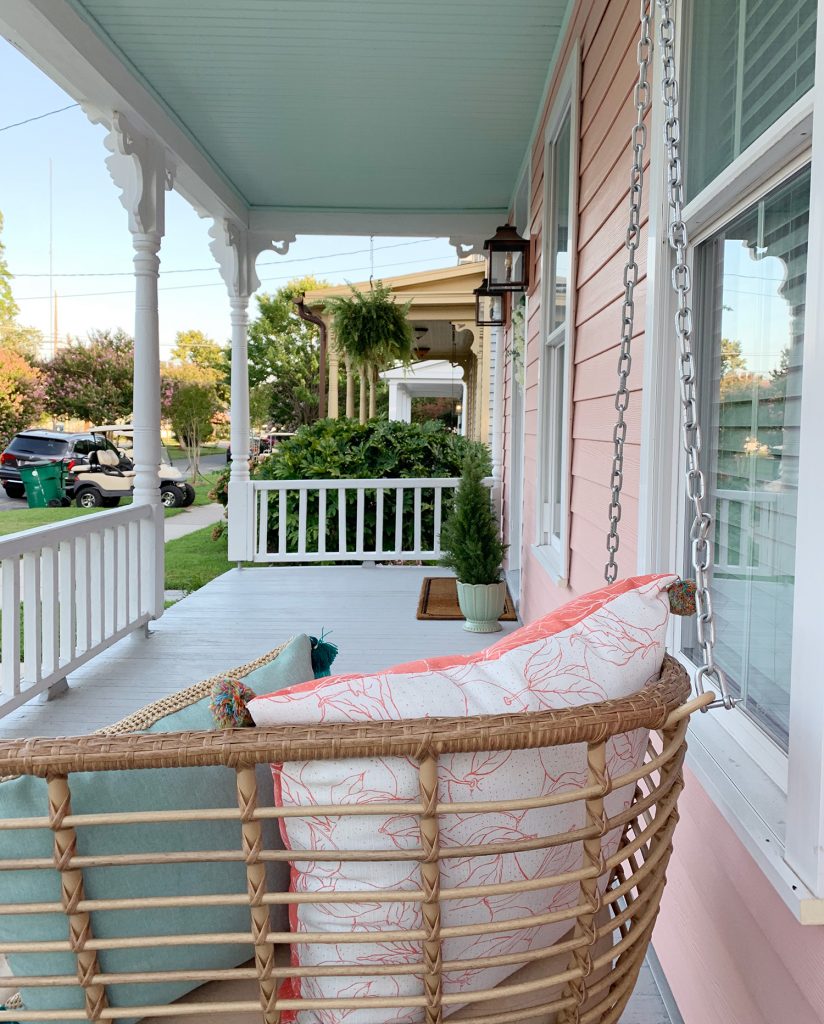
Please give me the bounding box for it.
[416,577,518,621]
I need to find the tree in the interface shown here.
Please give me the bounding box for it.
[721,338,747,377]
[169,382,220,480]
[249,381,274,432]
[439,449,505,585]
[161,361,221,420]
[246,276,330,429]
[0,321,42,361]
[41,329,134,424]
[0,212,19,324]
[0,349,44,448]
[171,329,229,401]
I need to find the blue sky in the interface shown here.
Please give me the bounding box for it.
[0,37,457,358]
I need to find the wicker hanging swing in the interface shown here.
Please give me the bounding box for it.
[0,4,733,1024]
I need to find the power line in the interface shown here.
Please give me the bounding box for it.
[14,252,458,302]
[0,102,80,133]
[13,237,442,278]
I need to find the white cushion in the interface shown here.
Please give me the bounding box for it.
[249,573,677,1023]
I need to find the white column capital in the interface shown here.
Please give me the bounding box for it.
[209,219,296,299]
[104,112,174,238]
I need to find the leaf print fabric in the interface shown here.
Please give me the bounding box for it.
[250,574,677,1022]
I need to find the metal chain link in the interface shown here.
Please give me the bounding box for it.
[604,0,653,585]
[656,0,733,709]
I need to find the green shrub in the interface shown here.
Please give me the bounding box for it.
[245,419,489,558]
[440,450,506,584]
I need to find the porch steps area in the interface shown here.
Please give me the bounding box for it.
[0,564,676,1023]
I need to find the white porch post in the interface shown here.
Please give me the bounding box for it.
[210,220,294,562]
[105,113,171,619]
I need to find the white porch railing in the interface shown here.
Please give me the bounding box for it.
[0,503,164,720]
[249,477,484,563]
[715,488,790,577]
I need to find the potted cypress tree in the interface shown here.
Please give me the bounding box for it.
[440,450,507,632]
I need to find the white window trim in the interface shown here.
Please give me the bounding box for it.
[506,164,531,606]
[534,44,580,588]
[639,0,824,921]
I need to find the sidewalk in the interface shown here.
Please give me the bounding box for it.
[164,502,225,543]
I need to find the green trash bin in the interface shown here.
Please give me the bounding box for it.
[18,461,67,509]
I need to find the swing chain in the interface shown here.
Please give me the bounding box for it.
[656,0,733,709]
[604,0,653,586]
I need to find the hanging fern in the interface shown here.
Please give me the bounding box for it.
[325,281,414,370]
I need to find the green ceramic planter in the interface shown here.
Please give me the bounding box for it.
[456,581,506,633]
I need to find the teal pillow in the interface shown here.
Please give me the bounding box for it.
[0,634,315,1024]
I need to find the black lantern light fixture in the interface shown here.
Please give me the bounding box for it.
[474,278,505,327]
[483,223,530,291]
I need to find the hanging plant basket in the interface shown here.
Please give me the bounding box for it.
[325,281,414,369]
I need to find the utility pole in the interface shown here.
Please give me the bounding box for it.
[48,157,54,354]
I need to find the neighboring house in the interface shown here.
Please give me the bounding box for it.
[304,262,493,443]
[0,1,821,1021]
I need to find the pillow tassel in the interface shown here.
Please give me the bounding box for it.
[310,631,338,678]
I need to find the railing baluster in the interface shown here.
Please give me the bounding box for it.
[260,489,271,560]
[375,488,384,556]
[59,540,77,669]
[338,487,346,555]
[433,486,443,555]
[41,544,59,678]
[127,521,139,624]
[104,528,115,639]
[117,524,128,632]
[1,558,20,697]
[89,531,103,648]
[318,488,327,556]
[22,550,42,686]
[277,489,286,558]
[395,486,404,556]
[356,487,365,557]
[413,488,422,557]
[298,489,308,556]
[75,536,90,656]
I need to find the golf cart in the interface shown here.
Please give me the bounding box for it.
[74,426,196,509]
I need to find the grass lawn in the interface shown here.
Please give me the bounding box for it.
[165,525,247,593]
[0,473,223,538]
[165,443,226,462]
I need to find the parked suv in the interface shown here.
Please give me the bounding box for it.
[0,431,127,500]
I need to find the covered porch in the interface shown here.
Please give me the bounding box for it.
[0,563,674,1024]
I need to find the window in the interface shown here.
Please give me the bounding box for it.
[638,0,824,906]
[536,61,577,580]
[683,166,810,750]
[9,435,70,457]
[686,0,816,198]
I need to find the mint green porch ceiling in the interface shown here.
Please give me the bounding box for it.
[67,0,570,213]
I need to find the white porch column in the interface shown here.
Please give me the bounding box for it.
[388,381,412,423]
[104,113,172,619]
[210,219,294,562]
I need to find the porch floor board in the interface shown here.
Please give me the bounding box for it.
[0,563,673,1023]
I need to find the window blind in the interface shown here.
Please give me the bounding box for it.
[686,0,816,199]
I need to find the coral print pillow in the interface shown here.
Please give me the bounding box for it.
[249,574,677,1023]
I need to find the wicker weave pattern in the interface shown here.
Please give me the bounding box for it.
[0,656,695,1024]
